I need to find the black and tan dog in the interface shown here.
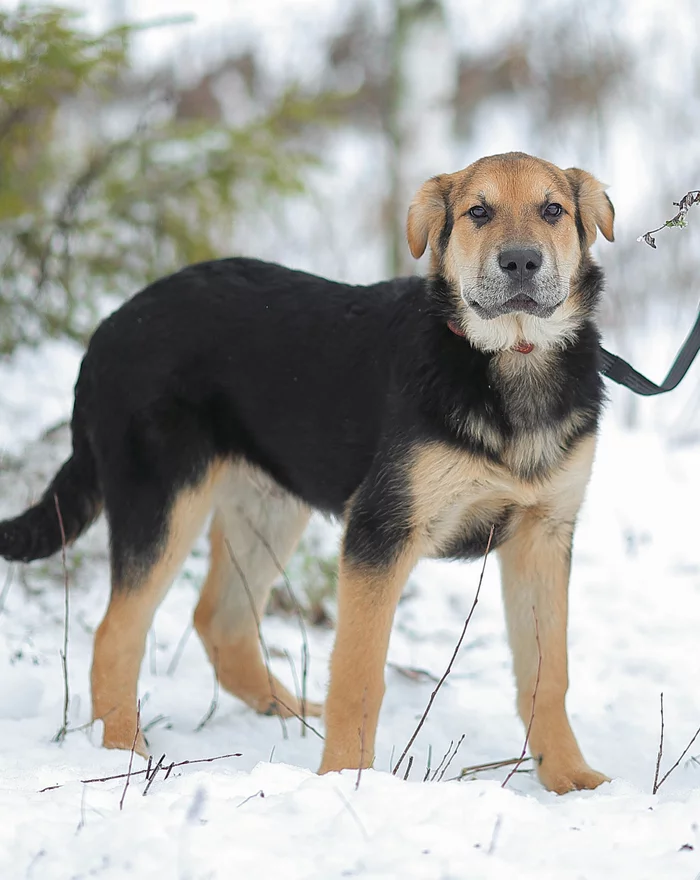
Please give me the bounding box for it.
[0,152,614,793]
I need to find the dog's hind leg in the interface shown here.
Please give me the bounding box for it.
[193,466,320,718]
[91,466,221,755]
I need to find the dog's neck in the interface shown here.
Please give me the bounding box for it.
[446,319,535,354]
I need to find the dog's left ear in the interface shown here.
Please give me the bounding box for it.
[406,175,450,259]
[565,168,615,246]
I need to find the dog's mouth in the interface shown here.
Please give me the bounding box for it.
[468,295,560,320]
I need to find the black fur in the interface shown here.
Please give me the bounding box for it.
[0,256,605,579]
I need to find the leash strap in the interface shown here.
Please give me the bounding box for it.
[599,309,700,396]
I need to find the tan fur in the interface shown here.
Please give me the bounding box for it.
[92,460,321,754]
[318,403,606,788]
[92,464,224,754]
[497,436,608,793]
[194,508,321,718]
[564,167,615,245]
[407,153,614,353]
[319,547,420,773]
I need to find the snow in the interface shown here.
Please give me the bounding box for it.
[1,343,700,879]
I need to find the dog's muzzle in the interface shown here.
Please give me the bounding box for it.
[465,247,566,320]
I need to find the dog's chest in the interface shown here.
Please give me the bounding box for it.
[445,352,591,480]
[409,434,594,560]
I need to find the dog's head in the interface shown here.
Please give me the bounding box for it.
[407,152,614,352]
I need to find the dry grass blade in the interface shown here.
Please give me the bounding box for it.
[392,526,494,776]
[195,647,220,732]
[0,564,13,614]
[423,745,433,782]
[143,753,166,797]
[272,696,324,740]
[454,755,533,781]
[166,623,193,676]
[119,700,141,810]
[653,698,700,794]
[355,688,368,791]
[52,493,70,743]
[430,739,453,782]
[238,511,311,736]
[438,733,465,782]
[652,692,665,795]
[224,538,288,740]
[502,607,542,789]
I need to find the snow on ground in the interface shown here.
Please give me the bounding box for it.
[1,342,700,879]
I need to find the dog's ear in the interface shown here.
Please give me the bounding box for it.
[406,175,450,259]
[565,168,615,246]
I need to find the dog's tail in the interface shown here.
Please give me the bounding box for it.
[0,420,102,563]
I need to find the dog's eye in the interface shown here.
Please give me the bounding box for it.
[543,203,563,219]
[467,206,489,220]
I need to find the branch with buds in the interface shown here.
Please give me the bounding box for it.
[639,190,700,248]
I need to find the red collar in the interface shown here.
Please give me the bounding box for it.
[447,320,534,354]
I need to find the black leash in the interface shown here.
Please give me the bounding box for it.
[599,309,700,396]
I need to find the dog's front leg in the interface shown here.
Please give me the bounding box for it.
[319,495,417,775]
[498,510,609,793]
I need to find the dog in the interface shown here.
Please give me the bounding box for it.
[0,151,614,793]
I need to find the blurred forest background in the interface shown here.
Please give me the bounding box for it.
[1,0,700,429]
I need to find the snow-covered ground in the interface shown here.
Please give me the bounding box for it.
[1,342,700,879]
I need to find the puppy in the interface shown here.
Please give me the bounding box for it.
[0,152,613,792]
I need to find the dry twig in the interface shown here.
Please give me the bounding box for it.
[224,538,288,740]
[652,692,665,795]
[652,693,700,794]
[143,753,166,797]
[638,189,700,248]
[392,526,495,776]
[355,688,368,791]
[502,607,542,789]
[239,511,311,735]
[166,623,193,676]
[39,752,242,793]
[119,700,141,810]
[0,564,13,614]
[195,647,220,732]
[52,494,70,743]
[430,740,453,782]
[454,755,533,781]
[438,734,466,782]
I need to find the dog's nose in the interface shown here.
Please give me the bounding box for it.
[498,248,542,281]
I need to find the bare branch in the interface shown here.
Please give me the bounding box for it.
[355,688,368,791]
[39,751,242,793]
[238,509,311,735]
[652,692,665,794]
[438,734,465,782]
[166,623,192,676]
[143,753,166,797]
[52,494,70,743]
[195,646,220,732]
[453,755,533,781]
[119,700,141,810]
[653,696,700,794]
[392,526,495,776]
[224,538,288,740]
[638,190,700,248]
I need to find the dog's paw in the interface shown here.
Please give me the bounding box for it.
[538,761,610,794]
